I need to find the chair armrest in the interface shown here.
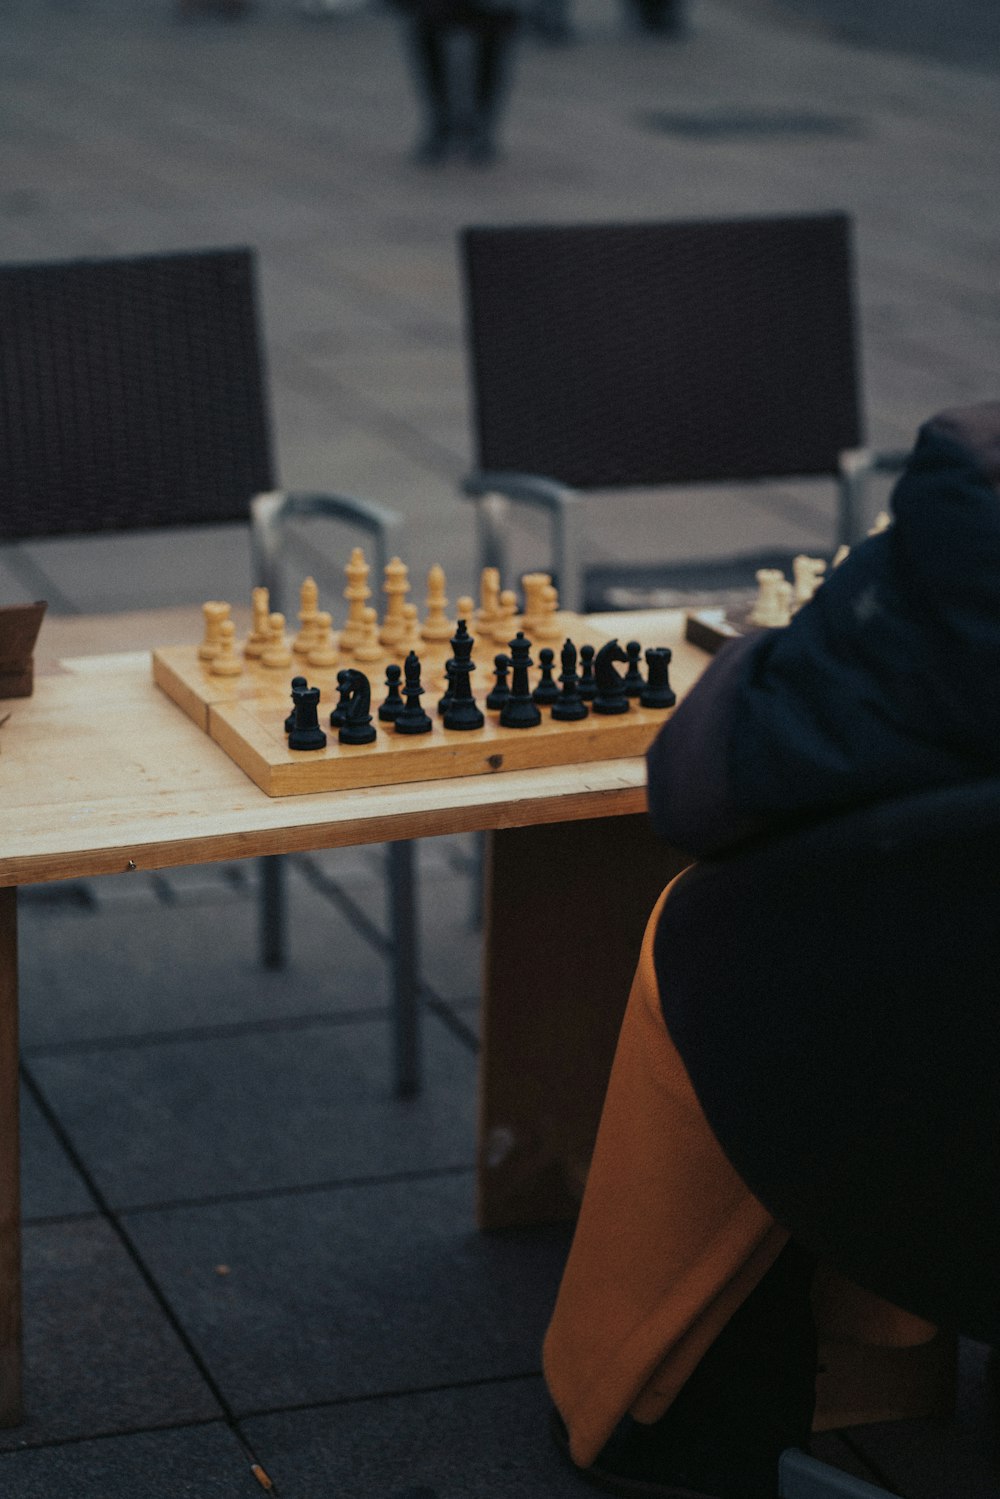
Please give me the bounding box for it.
[461,470,585,613]
[837,447,909,547]
[251,489,403,611]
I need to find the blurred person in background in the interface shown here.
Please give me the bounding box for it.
[395,0,521,164]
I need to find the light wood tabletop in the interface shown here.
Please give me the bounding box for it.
[0,609,708,889]
[0,606,713,1428]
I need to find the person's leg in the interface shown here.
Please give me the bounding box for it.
[408,18,453,161]
[544,878,816,1496]
[466,12,518,161]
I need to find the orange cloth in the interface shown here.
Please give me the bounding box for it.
[543,876,935,1471]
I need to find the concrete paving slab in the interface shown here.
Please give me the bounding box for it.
[26,1015,477,1208]
[123,1173,571,1411]
[242,1374,588,1497]
[21,1089,97,1223]
[0,1424,260,1499]
[18,861,392,1048]
[0,1219,220,1452]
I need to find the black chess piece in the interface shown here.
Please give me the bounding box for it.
[640,647,677,709]
[551,639,588,722]
[379,662,405,722]
[499,631,542,728]
[337,669,377,745]
[330,669,353,728]
[486,653,511,710]
[592,639,630,715]
[437,659,455,717]
[578,643,597,701]
[288,680,327,751]
[285,675,308,733]
[442,619,484,730]
[623,640,645,698]
[532,647,560,705]
[395,651,433,735]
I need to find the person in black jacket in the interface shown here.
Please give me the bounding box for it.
[544,402,1000,1499]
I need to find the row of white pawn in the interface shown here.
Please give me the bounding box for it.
[196,553,563,677]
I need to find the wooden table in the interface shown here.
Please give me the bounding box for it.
[0,608,708,1426]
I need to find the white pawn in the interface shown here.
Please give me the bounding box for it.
[261,612,293,668]
[455,594,476,628]
[209,618,244,676]
[421,563,454,642]
[491,589,520,643]
[476,567,502,630]
[749,569,792,628]
[244,587,271,659]
[294,576,320,656]
[354,605,382,662]
[199,600,231,661]
[532,581,561,640]
[400,601,422,654]
[792,555,826,608]
[307,610,340,668]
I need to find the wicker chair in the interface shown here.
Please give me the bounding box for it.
[459,212,903,612]
[0,245,424,1094]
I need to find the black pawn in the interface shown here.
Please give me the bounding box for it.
[330,669,353,728]
[592,639,630,715]
[395,651,433,735]
[499,631,542,728]
[337,669,377,746]
[379,663,405,722]
[578,644,597,702]
[437,660,455,718]
[532,647,560,706]
[623,640,645,698]
[551,639,588,722]
[640,647,677,709]
[285,675,308,733]
[288,682,327,751]
[442,619,484,731]
[486,653,511,710]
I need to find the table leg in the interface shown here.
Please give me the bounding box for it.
[388,839,421,1099]
[0,887,22,1426]
[477,815,689,1230]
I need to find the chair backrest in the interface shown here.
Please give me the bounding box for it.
[461,213,862,489]
[654,776,1000,1344]
[0,246,274,541]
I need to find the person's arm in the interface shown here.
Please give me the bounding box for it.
[646,632,772,856]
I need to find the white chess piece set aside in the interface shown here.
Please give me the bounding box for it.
[748,511,891,629]
[197,555,563,678]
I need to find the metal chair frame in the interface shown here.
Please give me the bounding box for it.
[250,489,421,1097]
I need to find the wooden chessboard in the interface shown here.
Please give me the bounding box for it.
[152,611,698,798]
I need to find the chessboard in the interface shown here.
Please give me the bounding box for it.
[152,560,704,799]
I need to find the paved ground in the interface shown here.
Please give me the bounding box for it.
[1,0,998,1493]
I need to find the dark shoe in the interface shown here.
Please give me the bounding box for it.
[412,124,451,164]
[549,1240,817,1499]
[551,1410,723,1497]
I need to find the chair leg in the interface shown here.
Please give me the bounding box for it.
[388,839,422,1098]
[259,854,287,970]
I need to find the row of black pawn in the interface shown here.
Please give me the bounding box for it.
[285,626,676,751]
